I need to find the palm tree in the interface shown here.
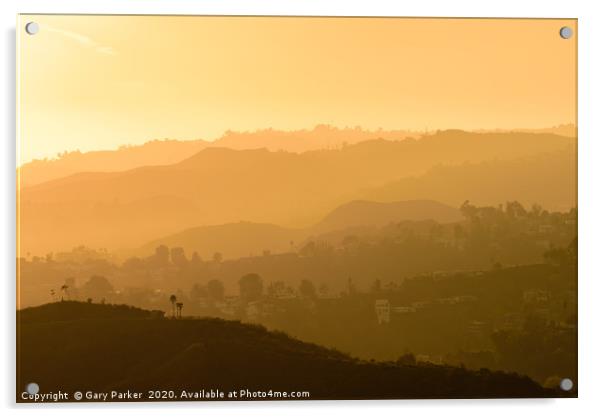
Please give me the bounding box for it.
[176,302,183,319]
[60,285,69,301]
[169,294,177,318]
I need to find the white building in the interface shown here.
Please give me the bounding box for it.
[375,299,391,324]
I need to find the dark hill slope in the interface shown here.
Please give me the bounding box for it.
[17,302,557,401]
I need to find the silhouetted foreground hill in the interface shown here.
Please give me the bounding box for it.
[17,302,560,401]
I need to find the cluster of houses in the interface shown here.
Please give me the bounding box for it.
[374,295,478,325]
[374,286,575,333]
[370,282,575,368]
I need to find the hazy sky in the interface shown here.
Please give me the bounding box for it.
[18,15,576,163]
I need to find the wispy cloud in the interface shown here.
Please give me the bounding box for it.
[44,25,116,55]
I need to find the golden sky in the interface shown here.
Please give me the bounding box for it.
[18,15,576,163]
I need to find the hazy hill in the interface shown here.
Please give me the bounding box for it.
[17,301,556,401]
[19,125,418,187]
[19,139,211,188]
[18,131,575,255]
[363,148,576,211]
[312,199,461,233]
[136,200,460,259]
[140,222,304,260]
[215,124,419,153]
[475,124,577,138]
[19,125,577,188]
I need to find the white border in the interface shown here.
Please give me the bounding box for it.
[2,1,601,416]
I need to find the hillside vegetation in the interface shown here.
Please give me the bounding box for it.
[17,301,558,401]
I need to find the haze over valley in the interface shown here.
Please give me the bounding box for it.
[18,128,576,257]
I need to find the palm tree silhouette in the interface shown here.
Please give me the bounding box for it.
[60,285,69,301]
[169,294,177,318]
[176,302,183,319]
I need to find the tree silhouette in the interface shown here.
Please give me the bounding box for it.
[189,284,207,301]
[190,251,202,266]
[153,245,170,268]
[299,279,317,299]
[207,279,225,302]
[176,302,183,319]
[60,285,69,301]
[170,247,188,268]
[544,239,577,266]
[169,294,177,318]
[397,352,417,366]
[239,273,263,302]
[82,275,113,302]
[371,279,382,294]
[212,252,223,264]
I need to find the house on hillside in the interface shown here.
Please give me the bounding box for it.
[523,289,550,304]
[245,301,262,321]
[375,299,390,324]
[391,306,416,314]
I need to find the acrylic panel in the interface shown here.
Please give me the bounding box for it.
[16,15,577,402]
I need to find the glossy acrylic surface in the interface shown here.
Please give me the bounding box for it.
[17,15,577,401]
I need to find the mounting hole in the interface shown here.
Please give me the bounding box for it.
[25,22,39,35]
[559,26,573,39]
[26,382,39,395]
[560,378,573,391]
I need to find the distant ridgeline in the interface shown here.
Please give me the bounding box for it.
[18,130,576,256]
[18,125,576,188]
[17,301,565,401]
[19,125,422,187]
